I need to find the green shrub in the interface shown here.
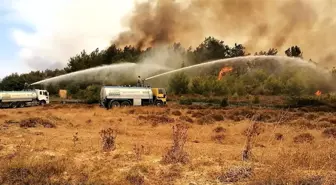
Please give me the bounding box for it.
[264,75,284,95]
[220,97,229,107]
[284,77,304,96]
[190,76,205,95]
[83,85,101,104]
[168,72,189,95]
[179,97,192,105]
[252,96,260,104]
[234,81,247,96]
[66,82,80,96]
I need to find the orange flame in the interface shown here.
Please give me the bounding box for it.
[315,90,322,96]
[218,67,233,80]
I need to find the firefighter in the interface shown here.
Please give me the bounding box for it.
[137,76,141,87]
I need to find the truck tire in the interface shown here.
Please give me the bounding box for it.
[10,102,18,108]
[40,100,46,106]
[155,100,163,106]
[109,101,120,108]
[19,102,25,108]
[121,101,131,107]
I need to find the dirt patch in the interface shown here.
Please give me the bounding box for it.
[0,114,7,119]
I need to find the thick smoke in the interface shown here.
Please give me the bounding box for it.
[113,0,336,67]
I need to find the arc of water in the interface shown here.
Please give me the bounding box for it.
[144,55,322,81]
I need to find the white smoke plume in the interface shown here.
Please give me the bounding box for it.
[5,0,134,71]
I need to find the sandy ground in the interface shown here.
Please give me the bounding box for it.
[0,103,335,184]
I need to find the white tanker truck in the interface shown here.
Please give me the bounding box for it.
[0,89,49,108]
[100,86,167,109]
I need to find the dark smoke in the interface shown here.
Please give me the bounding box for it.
[112,0,336,67]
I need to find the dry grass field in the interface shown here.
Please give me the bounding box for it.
[0,103,335,185]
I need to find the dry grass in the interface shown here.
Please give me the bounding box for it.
[0,104,335,184]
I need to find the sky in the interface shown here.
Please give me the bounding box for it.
[0,0,134,78]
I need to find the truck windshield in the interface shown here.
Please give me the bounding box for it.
[158,88,166,94]
[43,92,48,96]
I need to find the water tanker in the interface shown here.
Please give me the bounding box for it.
[0,89,49,108]
[100,86,167,109]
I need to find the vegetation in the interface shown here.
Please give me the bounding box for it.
[1,36,334,104]
[1,104,335,184]
[169,65,334,97]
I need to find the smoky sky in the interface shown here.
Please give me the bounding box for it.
[113,0,336,67]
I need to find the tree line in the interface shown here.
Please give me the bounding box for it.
[0,36,331,102]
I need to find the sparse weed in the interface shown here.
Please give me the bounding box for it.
[133,144,145,161]
[73,132,79,146]
[242,119,263,161]
[99,128,117,152]
[162,123,190,164]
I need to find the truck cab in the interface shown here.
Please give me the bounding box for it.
[35,89,49,105]
[151,88,167,105]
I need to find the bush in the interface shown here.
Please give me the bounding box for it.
[99,128,117,152]
[83,85,101,104]
[179,97,192,105]
[168,72,189,95]
[286,96,325,107]
[220,97,229,107]
[190,76,206,95]
[264,75,284,95]
[252,96,260,104]
[162,124,190,164]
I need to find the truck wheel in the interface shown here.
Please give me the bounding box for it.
[40,101,46,106]
[19,103,25,108]
[155,101,163,106]
[11,102,18,108]
[109,101,120,108]
[121,101,131,107]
